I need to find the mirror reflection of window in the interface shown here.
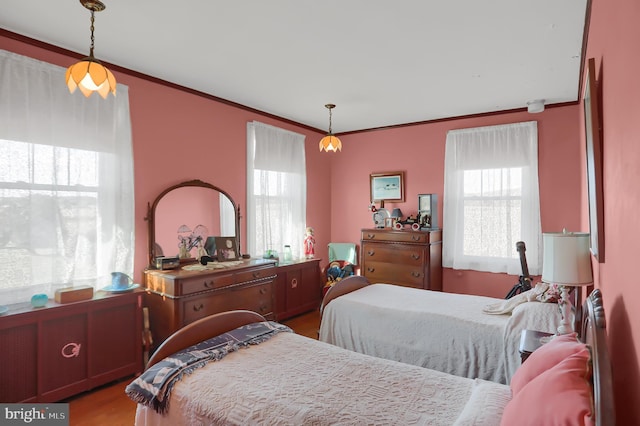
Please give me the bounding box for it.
[220,193,235,237]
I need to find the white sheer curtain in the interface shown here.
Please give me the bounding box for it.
[442,121,542,275]
[246,121,306,259]
[0,50,134,305]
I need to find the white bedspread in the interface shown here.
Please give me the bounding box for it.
[135,332,511,426]
[319,284,560,384]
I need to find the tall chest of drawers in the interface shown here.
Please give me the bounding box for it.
[360,228,442,291]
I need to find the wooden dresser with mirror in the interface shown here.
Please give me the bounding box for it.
[143,179,278,351]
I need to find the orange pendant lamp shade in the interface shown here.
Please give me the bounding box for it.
[66,0,116,99]
[66,59,116,99]
[319,104,342,152]
[319,134,342,152]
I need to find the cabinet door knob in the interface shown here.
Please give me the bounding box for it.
[411,271,422,278]
[193,303,204,312]
[411,254,421,260]
[367,250,375,256]
[291,278,298,289]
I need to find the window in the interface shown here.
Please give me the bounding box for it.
[0,50,134,305]
[442,121,542,275]
[246,121,306,259]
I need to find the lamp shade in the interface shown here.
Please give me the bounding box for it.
[66,59,117,99]
[541,231,593,286]
[319,135,342,152]
[391,208,403,218]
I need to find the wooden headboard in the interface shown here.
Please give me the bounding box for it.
[582,289,615,426]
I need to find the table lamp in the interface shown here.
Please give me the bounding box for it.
[391,208,403,219]
[541,230,593,335]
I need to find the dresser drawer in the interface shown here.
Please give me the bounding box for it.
[362,230,428,244]
[362,242,426,266]
[362,261,424,288]
[181,281,273,324]
[182,293,230,324]
[181,273,234,295]
[226,281,273,316]
[234,266,276,284]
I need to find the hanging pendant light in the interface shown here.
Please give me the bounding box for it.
[66,0,116,99]
[319,104,342,152]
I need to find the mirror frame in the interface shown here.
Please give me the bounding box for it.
[145,179,241,267]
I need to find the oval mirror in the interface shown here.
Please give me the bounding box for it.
[146,179,240,267]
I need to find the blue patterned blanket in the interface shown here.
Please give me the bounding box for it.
[125,321,292,414]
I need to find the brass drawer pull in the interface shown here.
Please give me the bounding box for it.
[367,250,375,256]
[260,287,267,294]
[367,233,375,239]
[291,278,298,289]
[411,254,421,260]
[367,267,375,273]
[411,235,421,241]
[193,303,204,312]
[253,271,261,278]
[204,281,214,288]
[411,272,422,278]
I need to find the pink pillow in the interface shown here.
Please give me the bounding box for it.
[501,350,594,426]
[511,332,590,395]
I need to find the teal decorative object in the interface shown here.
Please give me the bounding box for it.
[31,294,48,308]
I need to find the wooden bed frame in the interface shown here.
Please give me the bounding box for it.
[320,275,369,316]
[145,289,615,425]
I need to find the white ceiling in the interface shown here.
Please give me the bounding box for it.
[1,0,588,133]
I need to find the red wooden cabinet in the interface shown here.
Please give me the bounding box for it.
[0,291,143,402]
[274,259,322,321]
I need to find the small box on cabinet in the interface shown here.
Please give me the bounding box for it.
[54,286,94,304]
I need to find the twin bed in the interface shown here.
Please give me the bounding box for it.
[127,288,614,425]
[319,276,561,384]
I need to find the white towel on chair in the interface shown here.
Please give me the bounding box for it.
[328,243,357,264]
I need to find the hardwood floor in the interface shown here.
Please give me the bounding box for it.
[65,310,321,425]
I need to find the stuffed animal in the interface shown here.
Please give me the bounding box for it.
[323,262,355,294]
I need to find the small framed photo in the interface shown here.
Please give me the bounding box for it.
[215,237,238,261]
[370,171,405,203]
[418,193,438,229]
[384,217,394,228]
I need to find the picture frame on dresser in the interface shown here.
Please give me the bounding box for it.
[370,171,405,203]
[418,193,438,229]
[584,57,605,263]
[215,236,238,261]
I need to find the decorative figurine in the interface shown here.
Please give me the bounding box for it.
[304,227,316,259]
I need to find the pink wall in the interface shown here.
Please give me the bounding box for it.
[330,107,585,298]
[584,0,640,423]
